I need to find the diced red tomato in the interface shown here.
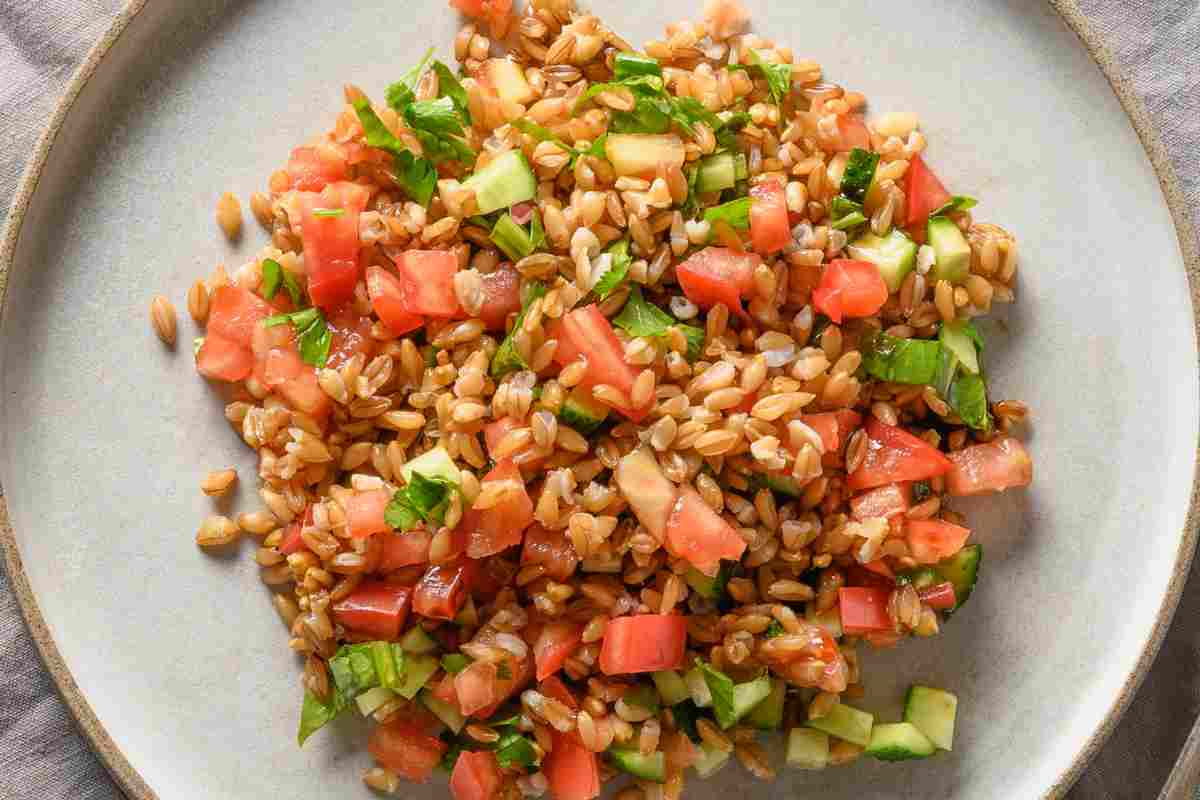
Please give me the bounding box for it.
[544,733,600,800]
[534,622,583,682]
[413,559,475,620]
[346,489,392,539]
[431,672,460,706]
[812,259,888,324]
[551,305,650,422]
[390,249,463,318]
[664,487,747,576]
[799,410,863,454]
[462,459,533,558]
[368,720,447,783]
[664,728,699,770]
[538,675,579,710]
[847,418,953,491]
[749,179,792,255]
[945,437,1033,496]
[297,182,371,310]
[331,581,411,640]
[849,483,912,521]
[675,247,758,319]
[905,519,970,564]
[483,417,544,469]
[521,524,580,581]
[449,0,512,27]
[325,310,378,369]
[278,520,307,555]
[478,264,523,331]
[261,343,331,418]
[455,660,502,716]
[457,624,533,717]
[599,614,687,675]
[918,581,957,610]
[378,529,432,572]
[207,286,273,348]
[838,587,894,635]
[451,750,503,800]
[835,115,872,152]
[904,154,952,229]
[195,333,254,382]
[366,265,424,336]
[286,145,348,192]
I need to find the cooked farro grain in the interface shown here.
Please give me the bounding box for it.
[170,0,1034,792]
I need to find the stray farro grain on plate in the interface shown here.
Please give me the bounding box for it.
[163,0,1033,795]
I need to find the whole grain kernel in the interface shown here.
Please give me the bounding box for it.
[150,295,177,346]
[216,192,243,240]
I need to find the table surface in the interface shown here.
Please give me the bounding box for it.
[0,1,1197,798]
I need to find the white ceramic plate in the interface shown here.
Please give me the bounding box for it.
[1,1,1197,798]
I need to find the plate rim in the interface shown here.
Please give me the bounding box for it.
[0,1,1196,798]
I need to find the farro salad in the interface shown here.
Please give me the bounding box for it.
[162,0,1034,795]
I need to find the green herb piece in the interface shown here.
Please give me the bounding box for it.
[593,238,631,299]
[264,307,332,368]
[491,282,547,377]
[669,700,704,743]
[948,372,991,431]
[385,48,435,111]
[696,661,737,730]
[192,337,205,356]
[586,133,608,159]
[431,60,472,125]
[911,480,932,503]
[702,197,752,231]
[261,258,283,299]
[351,95,438,206]
[496,661,512,681]
[298,688,347,745]
[929,195,978,218]
[529,209,545,252]
[764,620,785,638]
[511,119,574,157]
[613,286,676,338]
[495,733,539,770]
[861,332,942,385]
[729,50,793,106]
[312,208,345,218]
[680,163,701,218]
[384,471,459,531]
[676,325,705,362]
[829,195,866,231]
[441,653,472,674]
[840,149,880,203]
[575,74,668,113]
[614,52,662,80]
[406,96,467,136]
[440,738,468,773]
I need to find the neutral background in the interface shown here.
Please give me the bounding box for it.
[0,1,1197,799]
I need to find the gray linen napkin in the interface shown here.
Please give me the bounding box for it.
[0,2,1197,799]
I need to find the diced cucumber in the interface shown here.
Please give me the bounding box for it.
[558,385,609,435]
[396,654,439,700]
[786,727,830,769]
[692,743,731,778]
[684,566,727,600]
[729,676,773,728]
[614,52,662,79]
[927,216,971,284]
[896,566,939,590]
[421,689,467,734]
[401,446,460,486]
[400,625,440,655]
[356,686,397,717]
[939,320,980,374]
[935,544,982,611]
[804,703,873,747]
[903,686,957,751]
[846,229,918,292]
[865,722,936,761]
[653,671,691,707]
[483,58,535,106]
[370,641,403,691]
[840,148,880,203]
[746,678,786,730]
[696,152,738,194]
[805,605,843,639]
[624,685,660,714]
[463,150,538,215]
[610,748,666,782]
[685,667,713,708]
[734,153,748,181]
